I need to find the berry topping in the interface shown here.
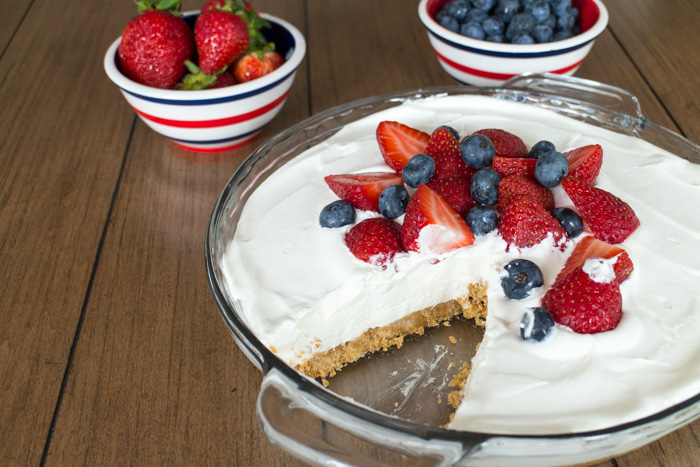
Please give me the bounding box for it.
[319,200,355,228]
[564,144,603,185]
[436,125,460,140]
[345,218,404,266]
[473,128,528,159]
[534,151,569,188]
[465,205,498,236]
[460,134,497,169]
[501,259,544,300]
[520,307,555,343]
[554,236,634,286]
[427,173,478,217]
[541,265,623,334]
[470,168,502,206]
[562,177,640,244]
[401,185,474,254]
[402,153,436,188]
[376,121,430,173]
[528,140,556,159]
[551,207,583,238]
[324,172,404,212]
[378,185,410,219]
[491,156,537,179]
[498,174,554,211]
[498,194,567,250]
[426,128,473,178]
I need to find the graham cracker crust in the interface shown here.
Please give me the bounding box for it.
[295,282,488,379]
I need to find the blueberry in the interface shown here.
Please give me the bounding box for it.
[501,259,544,300]
[493,0,520,24]
[486,33,506,43]
[512,33,535,44]
[520,307,555,342]
[445,0,470,22]
[540,14,557,29]
[379,185,410,219]
[528,140,556,159]
[461,134,496,169]
[436,125,460,140]
[556,11,576,31]
[482,16,505,37]
[532,24,553,42]
[438,14,460,33]
[466,8,489,23]
[402,153,436,188]
[551,29,573,41]
[506,13,537,40]
[461,21,486,40]
[550,0,571,17]
[551,207,583,237]
[319,200,355,228]
[525,0,551,22]
[534,150,568,188]
[465,205,498,236]
[470,169,501,206]
[471,0,496,12]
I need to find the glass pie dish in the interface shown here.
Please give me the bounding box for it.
[205,74,700,466]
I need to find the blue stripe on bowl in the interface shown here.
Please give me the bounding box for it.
[115,19,296,106]
[427,29,593,59]
[166,126,262,145]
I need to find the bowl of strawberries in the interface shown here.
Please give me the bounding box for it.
[104,0,306,153]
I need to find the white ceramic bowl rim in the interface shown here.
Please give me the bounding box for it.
[418,0,608,57]
[103,11,306,104]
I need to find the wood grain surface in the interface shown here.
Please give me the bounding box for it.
[0,0,698,466]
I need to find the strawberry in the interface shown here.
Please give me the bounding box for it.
[426,128,474,178]
[498,194,567,250]
[565,144,603,185]
[562,177,640,244]
[177,60,236,89]
[194,6,250,74]
[554,236,634,285]
[208,70,237,88]
[497,174,554,212]
[541,265,623,334]
[324,172,403,212]
[203,0,255,12]
[401,185,474,254]
[376,121,430,173]
[117,0,195,89]
[427,173,478,217]
[233,49,284,83]
[345,218,405,266]
[473,129,528,159]
[491,156,536,179]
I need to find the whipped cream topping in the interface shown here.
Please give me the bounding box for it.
[221,95,700,434]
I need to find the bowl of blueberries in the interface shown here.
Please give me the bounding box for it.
[418,0,608,86]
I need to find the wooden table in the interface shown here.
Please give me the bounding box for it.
[2,0,699,465]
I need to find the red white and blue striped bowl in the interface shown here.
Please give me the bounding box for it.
[104,12,305,153]
[418,0,608,87]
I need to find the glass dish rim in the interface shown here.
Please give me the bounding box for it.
[205,75,700,446]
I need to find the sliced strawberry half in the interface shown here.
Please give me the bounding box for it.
[562,177,640,244]
[325,172,403,212]
[497,174,554,212]
[554,236,634,285]
[542,265,623,334]
[498,194,567,250]
[376,121,430,173]
[473,128,528,159]
[401,184,474,254]
[565,144,603,185]
[426,128,474,178]
[345,218,405,266]
[491,156,536,179]
[426,173,478,217]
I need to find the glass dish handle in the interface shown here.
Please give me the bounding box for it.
[257,368,474,466]
[502,73,645,120]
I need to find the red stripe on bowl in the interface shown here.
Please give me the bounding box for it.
[435,49,584,80]
[173,133,260,153]
[132,90,290,129]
